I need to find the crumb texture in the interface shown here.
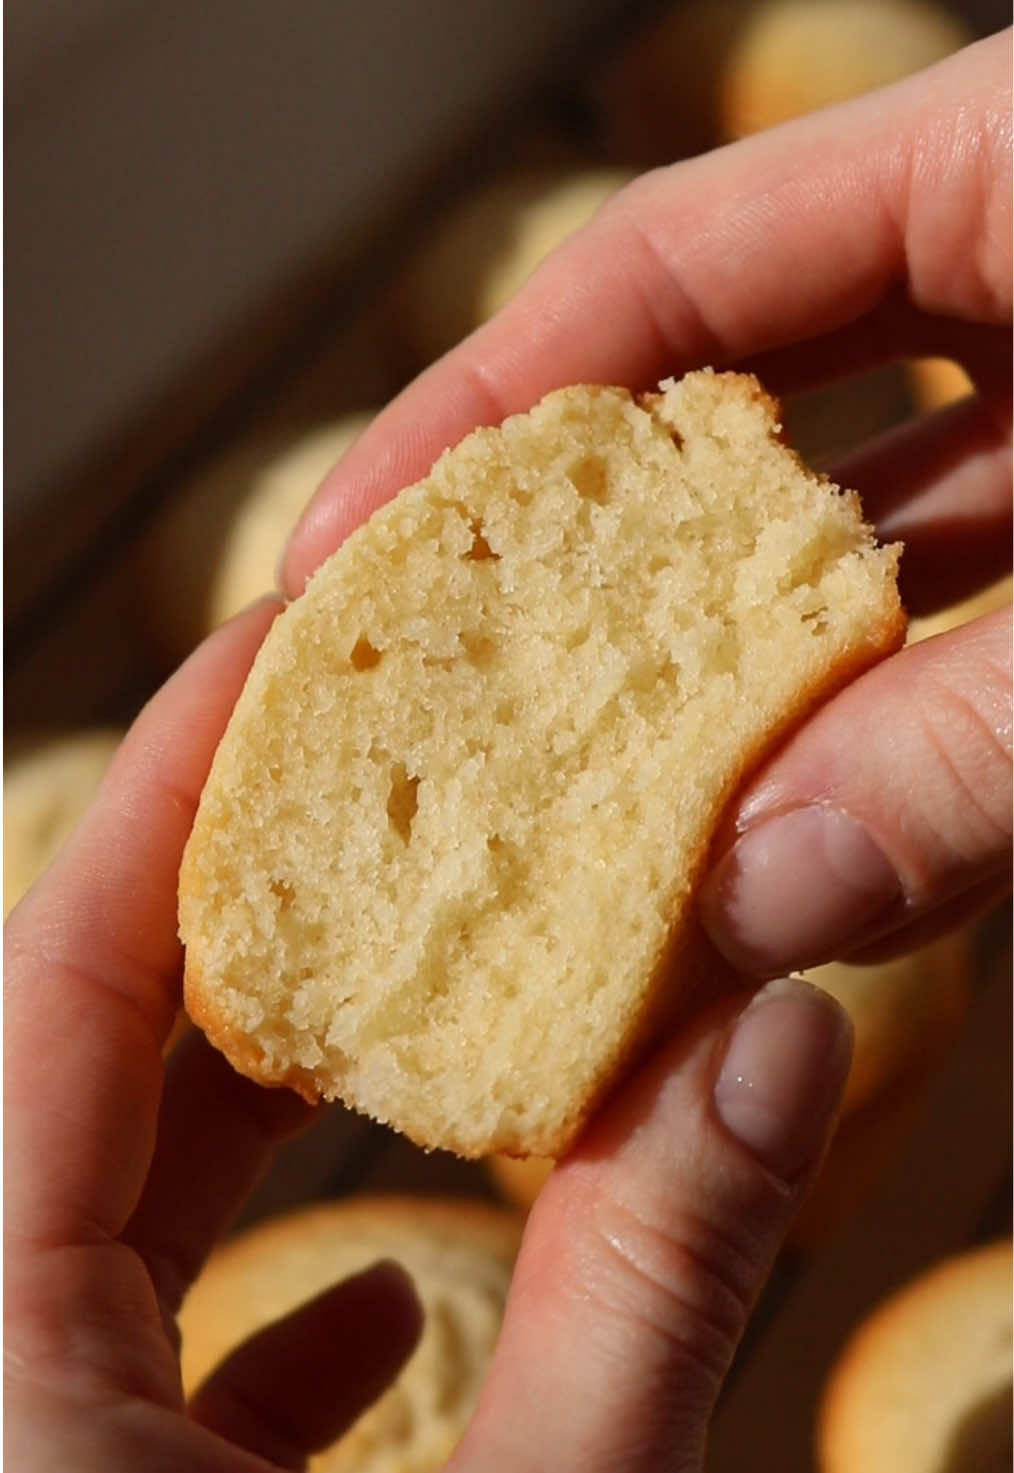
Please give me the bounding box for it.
[180,370,903,1156]
[179,1198,522,1473]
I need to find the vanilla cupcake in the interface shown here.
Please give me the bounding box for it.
[818,1239,1013,1473]
[908,356,975,413]
[179,1196,523,1473]
[594,0,970,161]
[138,415,372,663]
[398,168,634,366]
[719,0,971,139]
[180,370,902,1158]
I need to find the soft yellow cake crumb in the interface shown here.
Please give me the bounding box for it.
[180,370,903,1157]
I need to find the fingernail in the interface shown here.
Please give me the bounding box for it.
[714,977,853,1181]
[701,806,901,975]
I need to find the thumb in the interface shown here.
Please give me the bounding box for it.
[450,977,852,1473]
[700,606,1012,974]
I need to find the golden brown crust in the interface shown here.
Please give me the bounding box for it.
[183,964,327,1106]
[185,906,743,1156]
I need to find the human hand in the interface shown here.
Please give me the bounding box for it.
[4,600,853,1471]
[6,30,1010,1473]
[285,31,1012,981]
[4,607,427,1473]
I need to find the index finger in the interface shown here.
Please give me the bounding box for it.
[3,600,280,1248]
[282,33,1011,597]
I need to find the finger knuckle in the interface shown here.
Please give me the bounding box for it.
[914,650,1012,873]
[581,1193,763,1386]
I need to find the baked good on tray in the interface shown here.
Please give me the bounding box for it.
[179,1196,523,1473]
[818,1238,1013,1473]
[398,168,633,366]
[139,415,372,662]
[593,0,970,162]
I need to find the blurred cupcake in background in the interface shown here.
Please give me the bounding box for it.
[396,167,635,368]
[136,413,374,666]
[592,0,971,164]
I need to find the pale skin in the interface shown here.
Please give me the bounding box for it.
[5,32,1011,1473]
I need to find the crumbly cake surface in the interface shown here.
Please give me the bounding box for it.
[180,370,903,1156]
